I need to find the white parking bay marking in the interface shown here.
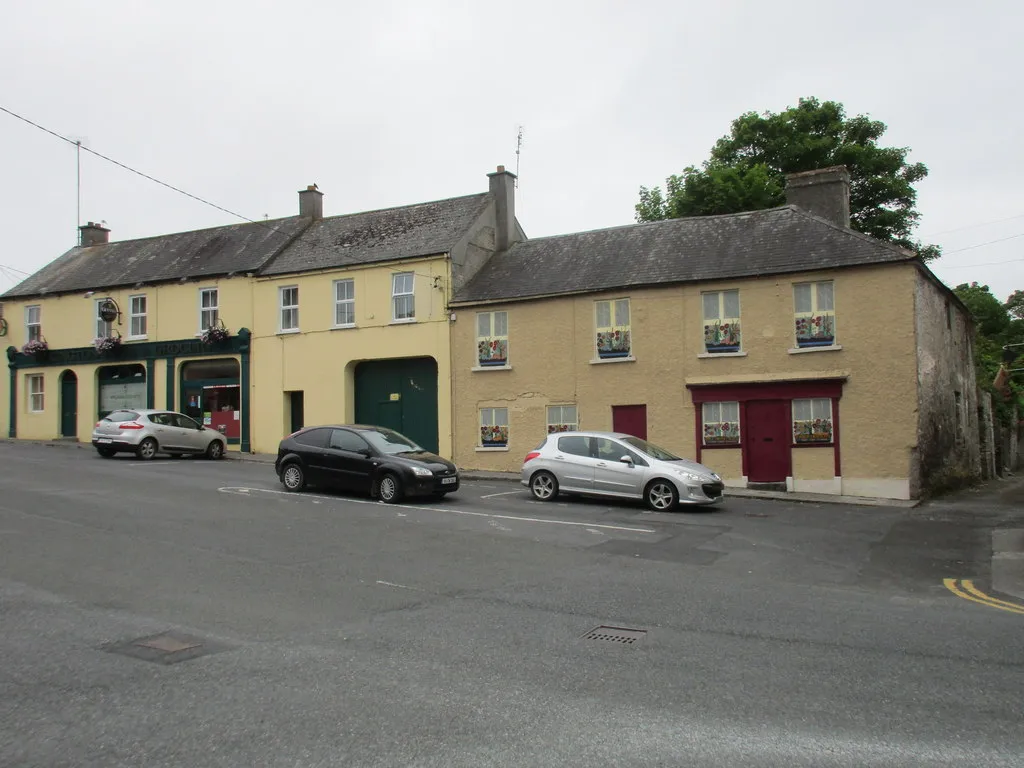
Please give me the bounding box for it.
[480,490,522,499]
[217,487,657,534]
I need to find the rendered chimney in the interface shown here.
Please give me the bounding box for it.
[784,166,851,228]
[298,184,323,219]
[79,221,110,246]
[487,165,518,251]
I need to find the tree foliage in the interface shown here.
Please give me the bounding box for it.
[637,98,938,260]
[953,283,1024,417]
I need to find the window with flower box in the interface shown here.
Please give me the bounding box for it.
[794,281,835,348]
[702,401,740,445]
[199,288,219,332]
[595,298,631,359]
[25,305,41,343]
[27,374,44,412]
[476,311,508,367]
[479,407,509,447]
[702,290,741,353]
[792,398,833,443]
[547,405,578,433]
[94,299,113,339]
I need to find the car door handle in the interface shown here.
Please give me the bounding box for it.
[596,462,608,467]
[554,455,566,460]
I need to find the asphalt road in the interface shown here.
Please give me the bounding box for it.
[1,442,1022,767]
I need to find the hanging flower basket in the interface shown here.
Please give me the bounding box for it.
[22,338,48,360]
[94,332,122,356]
[201,321,231,345]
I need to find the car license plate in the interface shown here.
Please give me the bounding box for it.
[441,476,457,485]
[97,438,112,444]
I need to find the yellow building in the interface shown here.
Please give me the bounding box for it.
[2,167,523,456]
[448,168,979,500]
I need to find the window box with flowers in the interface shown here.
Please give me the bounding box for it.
[479,407,509,449]
[94,332,122,357]
[201,322,232,346]
[792,398,833,444]
[22,338,48,361]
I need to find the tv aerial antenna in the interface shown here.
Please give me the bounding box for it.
[515,126,524,188]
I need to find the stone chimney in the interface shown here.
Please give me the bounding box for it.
[79,221,110,246]
[298,184,323,219]
[784,166,851,228]
[487,165,518,251]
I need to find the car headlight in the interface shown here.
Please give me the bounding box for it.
[673,469,704,483]
[411,466,433,477]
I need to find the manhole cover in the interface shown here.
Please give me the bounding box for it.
[103,631,226,665]
[582,625,647,645]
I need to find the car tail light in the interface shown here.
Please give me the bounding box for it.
[524,451,541,463]
[95,421,102,428]
[118,422,144,430]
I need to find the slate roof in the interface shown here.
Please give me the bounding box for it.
[2,217,310,299]
[260,193,491,275]
[451,205,917,305]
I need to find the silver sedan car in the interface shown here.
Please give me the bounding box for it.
[521,431,724,510]
[92,408,227,460]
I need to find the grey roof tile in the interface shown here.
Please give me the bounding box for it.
[259,193,491,275]
[451,206,916,304]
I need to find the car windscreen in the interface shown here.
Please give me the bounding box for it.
[104,410,139,423]
[362,428,423,455]
[621,436,681,461]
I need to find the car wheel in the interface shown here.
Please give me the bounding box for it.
[136,437,158,461]
[645,479,679,512]
[206,440,225,460]
[377,472,403,503]
[530,471,559,501]
[281,462,306,492]
[96,446,116,458]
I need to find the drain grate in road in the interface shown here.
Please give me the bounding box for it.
[103,631,227,665]
[582,625,647,645]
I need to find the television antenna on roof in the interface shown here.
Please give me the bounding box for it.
[515,126,524,188]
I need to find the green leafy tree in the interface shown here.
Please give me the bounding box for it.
[638,98,938,260]
[954,283,1024,417]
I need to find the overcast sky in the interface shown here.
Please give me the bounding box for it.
[2,1,1022,302]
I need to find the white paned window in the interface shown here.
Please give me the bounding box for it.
[27,374,44,412]
[546,405,578,434]
[129,295,147,338]
[476,311,509,366]
[279,286,299,331]
[333,279,355,327]
[595,298,631,359]
[793,398,833,444]
[392,272,415,321]
[702,401,740,445]
[25,305,41,342]
[95,300,113,339]
[702,290,741,353]
[199,288,219,332]
[479,407,509,447]
[794,281,836,348]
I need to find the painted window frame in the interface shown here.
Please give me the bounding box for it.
[27,374,44,413]
[199,287,219,333]
[94,299,114,339]
[793,281,836,348]
[128,294,147,339]
[702,289,742,353]
[392,272,415,322]
[479,407,509,447]
[595,298,631,359]
[279,285,300,332]
[546,404,578,434]
[333,278,356,328]
[702,401,740,446]
[25,304,42,343]
[476,311,509,367]
[792,397,833,444]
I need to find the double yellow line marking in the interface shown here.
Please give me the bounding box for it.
[943,579,1024,615]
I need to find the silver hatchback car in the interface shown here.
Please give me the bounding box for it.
[521,431,724,510]
[92,408,227,460]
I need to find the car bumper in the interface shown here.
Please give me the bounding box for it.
[406,475,460,496]
[678,480,726,505]
[91,438,139,452]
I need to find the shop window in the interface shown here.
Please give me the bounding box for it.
[793,398,833,443]
[27,374,44,412]
[479,407,509,447]
[98,364,147,418]
[702,401,740,445]
[595,298,631,359]
[547,405,578,433]
[702,290,741,353]
[477,311,508,366]
[794,281,836,348]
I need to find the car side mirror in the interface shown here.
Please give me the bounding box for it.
[619,455,634,466]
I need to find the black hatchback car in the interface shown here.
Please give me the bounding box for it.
[275,424,460,502]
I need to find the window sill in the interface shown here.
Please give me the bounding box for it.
[472,364,512,372]
[788,344,842,354]
[476,446,510,452]
[792,442,834,448]
[390,318,417,325]
[277,328,301,335]
[127,336,148,342]
[589,356,636,365]
[331,324,357,331]
[698,351,747,359]
[702,443,742,449]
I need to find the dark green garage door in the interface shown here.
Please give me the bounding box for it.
[354,357,439,453]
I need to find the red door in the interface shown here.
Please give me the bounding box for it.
[612,404,647,440]
[745,401,791,482]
